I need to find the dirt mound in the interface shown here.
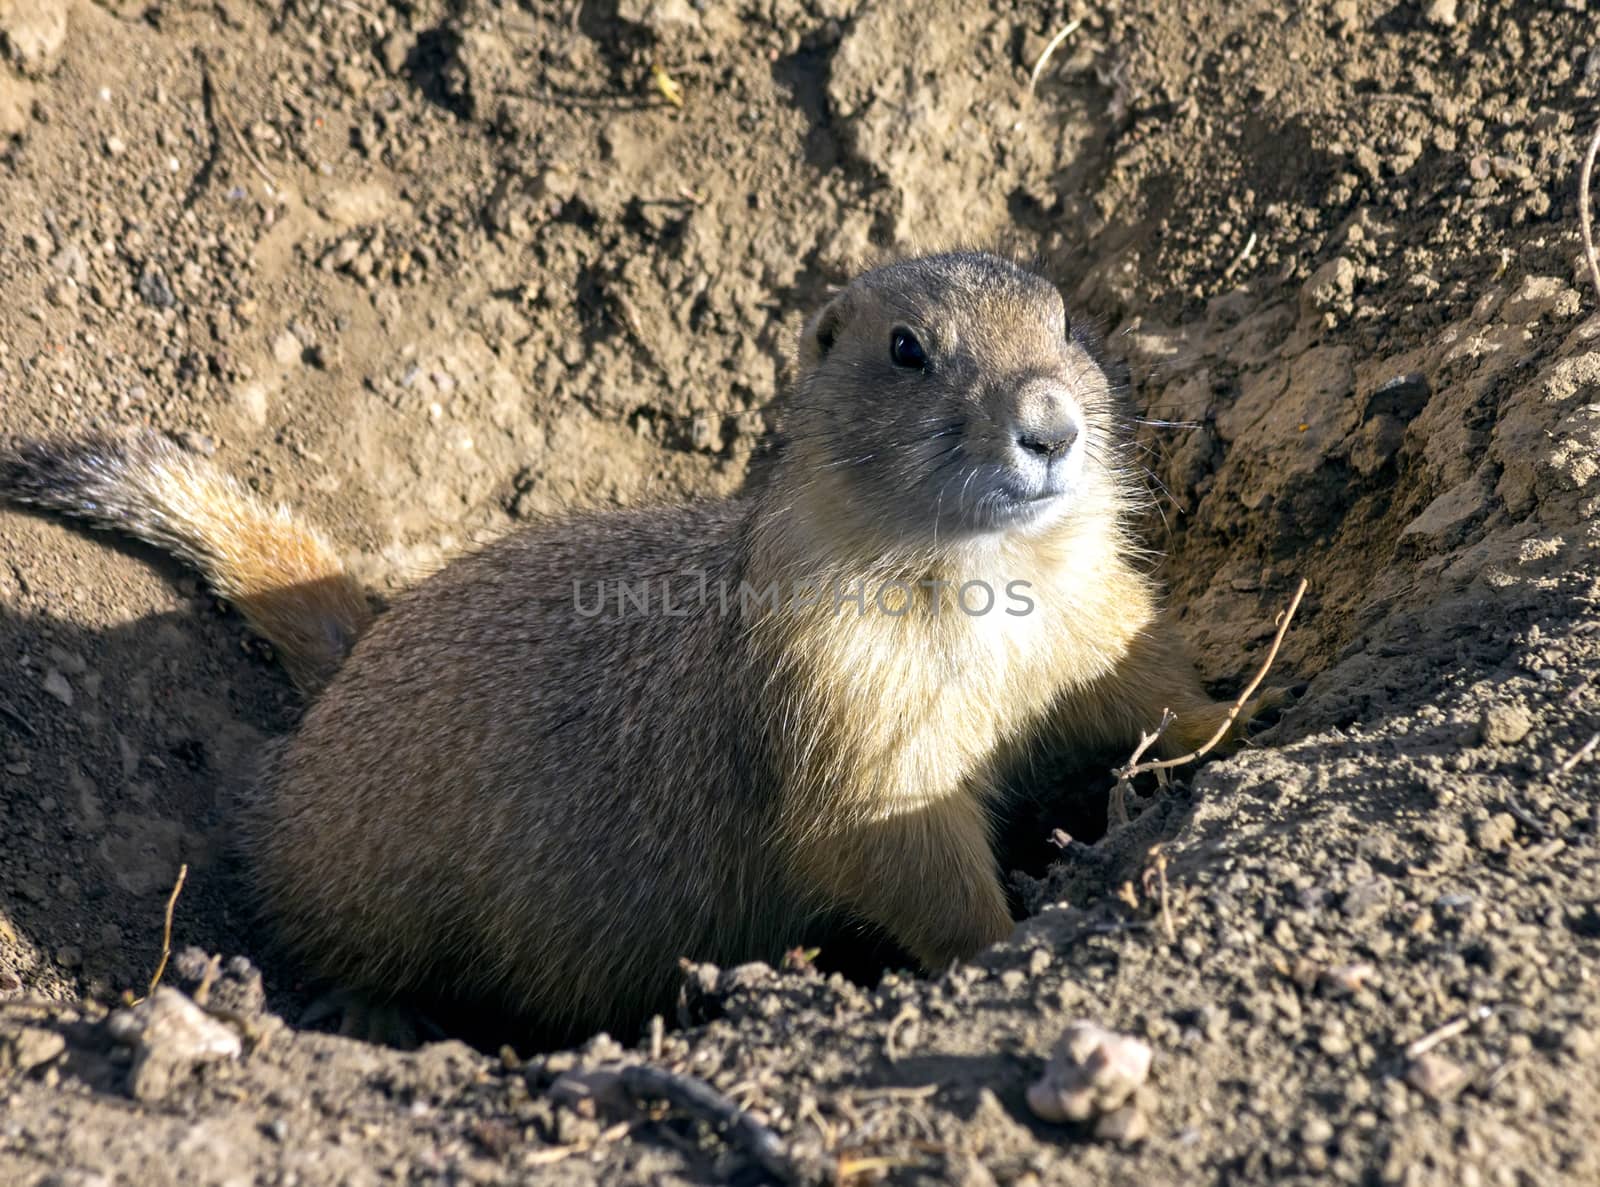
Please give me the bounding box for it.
[1,0,1597,1184]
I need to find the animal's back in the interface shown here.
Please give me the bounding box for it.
[248,498,789,1033]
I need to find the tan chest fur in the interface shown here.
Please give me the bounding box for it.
[752,502,1156,832]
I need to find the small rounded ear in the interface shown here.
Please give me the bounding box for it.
[797,293,847,370]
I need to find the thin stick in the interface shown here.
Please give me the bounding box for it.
[141,863,188,1002]
[1118,578,1307,781]
[0,699,36,736]
[1405,1005,1492,1060]
[1026,20,1082,98]
[1223,231,1259,280]
[1558,730,1598,775]
[847,1084,939,1102]
[621,1064,799,1184]
[1581,117,1600,306]
[1108,708,1175,827]
[884,1005,918,1062]
[1153,847,1174,943]
[220,105,279,190]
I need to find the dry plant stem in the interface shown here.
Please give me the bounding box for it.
[0,698,36,736]
[1154,849,1174,943]
[140,863,189,1003]
[1120,578,1308,781]
[884,1005,918,1062]
[1558,730,1598,775]
[621,1064,799,1184]
[1026,20,1083,97]
[1108,708,1176,827]
[1581,117,1600,306]
[1223,231,1259,280]
[1405,1005,1492,1060]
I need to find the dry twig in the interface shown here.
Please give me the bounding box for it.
[884,1005,919,1063]
[1026,20,1083,98]
[1141,846,1176,943]
[621,1063,799,1183]
[0,698,36,737]
[1404,1005,1492,1060]
[1558,730,1598,775]
[1581,117,1600,306]
[1117,577,1308,784]
[139,863,188,1004]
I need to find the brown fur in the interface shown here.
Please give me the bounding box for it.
[2,253,1279,1038]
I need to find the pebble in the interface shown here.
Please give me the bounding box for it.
[0,1025,66,1074]
[1027,1021,1152,1125]
[41,668,73,707]
[1405,1052,1467,1100]
[137,266,175,309]
[272,330,303,367]
[1093,1102,1149,1144]
[1318,962,1377,997]
[1479,704,1533,745]
[0,0,69,76]
[1473,813,1517,853]
[1300,1116,1335,1145]
[106,987,242,1102]
[1423,0,1457,26]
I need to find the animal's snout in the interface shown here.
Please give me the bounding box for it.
[1015,424,1078,459]
[1009,381,1085,467]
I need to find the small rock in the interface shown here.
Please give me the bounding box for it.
[1093,1102,1149,1144]
[1473,812,1517,853]
[0,0,70,77]
[41,668,73,706]
[1303,256,1357,315]
[1027,1021,1153,1124]
[103,133,125,156]
[0,1024,66,1074]
[379,32,410,76]
[137,265,175,309]
[1405,1052,1466,1100]
[616,0,700,36]
[106,987,242,1101]
[271,330,303,367]
[1318,962,1377,998]
[1479,704,1532,745]
[1300,1116,1335,1144]
[1423,0,1457,26]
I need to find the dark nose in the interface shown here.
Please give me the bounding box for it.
[1016,424,1079,459]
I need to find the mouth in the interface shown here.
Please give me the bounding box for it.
[964,485,1066,531]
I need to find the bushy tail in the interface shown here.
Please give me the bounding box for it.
[0,431,371,695]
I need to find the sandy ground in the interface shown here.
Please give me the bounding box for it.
[0,0,1598,1183]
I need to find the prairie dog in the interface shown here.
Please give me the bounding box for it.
[1,252,1279,1037]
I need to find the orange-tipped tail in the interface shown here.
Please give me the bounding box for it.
[0,431,370,695]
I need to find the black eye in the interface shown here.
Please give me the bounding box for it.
[890,328,926,370]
